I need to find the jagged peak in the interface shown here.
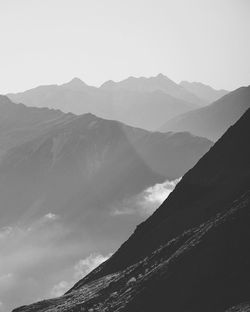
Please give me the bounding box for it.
[67,77,86,85]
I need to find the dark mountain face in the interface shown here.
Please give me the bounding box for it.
[0,95,73,155]
[160,85,250,141]
[7,75,200,131]
[180,81,229,104]
[15,109,250,312]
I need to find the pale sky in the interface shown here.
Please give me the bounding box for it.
[0,0,249,93]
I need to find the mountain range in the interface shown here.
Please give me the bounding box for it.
[180,81,228,103]
[1,75,248,311]
[14,105,250,312]
[0,95,212,228]
[161,85,250,141]
[7,74,226,131]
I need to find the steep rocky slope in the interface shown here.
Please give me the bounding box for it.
[160,85,250,141]
[13,108,250,312]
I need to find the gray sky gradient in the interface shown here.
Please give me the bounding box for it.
[0,0,249,93]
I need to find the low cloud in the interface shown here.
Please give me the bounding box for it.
[51,253,112,297]
[50,281,69,297]
[140,178,181,214]
[74,253,111,280]
[44,213,59,221]
[0,212,75,310]
[111,178,181,217]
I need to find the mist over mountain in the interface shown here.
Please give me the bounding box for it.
[15,107,250,312]
[180,80,229,103]
[0,96,212,311]
[7,75,202,131]
[160,85,250,141]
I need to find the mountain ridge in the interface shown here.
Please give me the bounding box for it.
[7,74,204,131]
[160,85,250,141]
[180,80,229,103]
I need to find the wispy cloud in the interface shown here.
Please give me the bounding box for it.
[110,178,181,217]
[0,212,74,309]
[50,281,69,298]
[44,213,59,221]
[51,253,112,297]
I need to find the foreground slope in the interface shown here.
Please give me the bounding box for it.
[14,108,250,312]
[160,85,250,141]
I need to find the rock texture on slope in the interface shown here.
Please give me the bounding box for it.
[13,108,250,311]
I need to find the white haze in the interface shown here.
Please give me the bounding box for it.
[0,179,180,311]
[111,178,181,216]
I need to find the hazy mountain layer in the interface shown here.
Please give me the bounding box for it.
[101,73,204,105]
[180,80,229,103]
[7,75,201,130]
[160,85,250,141]
[14,108,250,312]
[0,111,212,226]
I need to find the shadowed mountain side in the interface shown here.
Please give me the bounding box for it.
[0,113,212,226]
[160,85,250,141]
[13,109,250,311]
[7,75,200,131]
[180,81,229,103]
[0,95,74,155]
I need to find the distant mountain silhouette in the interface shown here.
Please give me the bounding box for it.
[14,108,250,312]
[180,80,229,103]
[101,73,204,105]
[160,85,250,141]
[7,75,201,130]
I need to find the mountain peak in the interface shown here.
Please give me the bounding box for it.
[68,77,86,85]
[156,73,165,78]
[60,77,89,91]
[100,80,115,88]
